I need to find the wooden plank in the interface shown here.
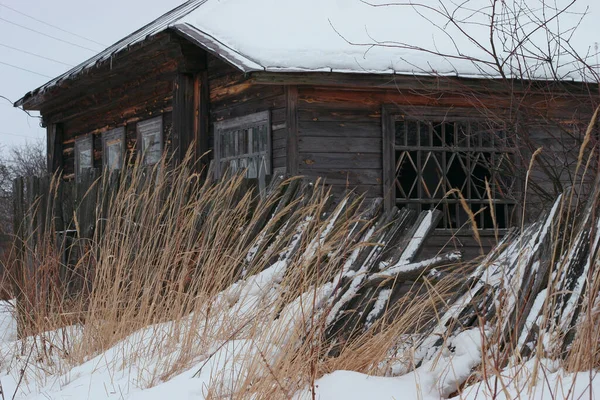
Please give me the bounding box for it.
[299,152,381,170]
[299,121,381,138]
[298,108,381,123]
[300,168,382,186]
[251,71,597,97]
[210,93,286,122]
[327,184,382,198]
[299,136,381,153]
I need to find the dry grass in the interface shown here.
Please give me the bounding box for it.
[3,111,600,399]
[1,154,466,398]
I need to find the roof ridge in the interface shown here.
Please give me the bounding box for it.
[16,0,211,107]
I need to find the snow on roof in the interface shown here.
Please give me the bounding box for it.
[16,0,599,107]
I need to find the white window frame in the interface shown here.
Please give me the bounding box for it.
[214,111,272,181]
[74,135,93,182]
[136,116,163,166]
[102,127,126,172]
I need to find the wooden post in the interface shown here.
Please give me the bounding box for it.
[173,73,196,164]
[285,86,298,175]
[12,178,25,338]
[191,71,210,172]
[382,105,395,212]
[47,123,64,175]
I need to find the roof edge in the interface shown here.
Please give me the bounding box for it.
[170,24,264,73]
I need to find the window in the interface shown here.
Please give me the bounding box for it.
[75,135,93,182]
[214,111,271,180]
[137,116,163,166]
[102,127,125,172]
[390,115,517,230]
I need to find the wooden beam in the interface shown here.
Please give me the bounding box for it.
[250,71,598,96]
[382,105,395,212]
[47,123,64,175]
[286,85,298,175]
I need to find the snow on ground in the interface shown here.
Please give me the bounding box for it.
[0,292,596,399]
[0,300,16,342]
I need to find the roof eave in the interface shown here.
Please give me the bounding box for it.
[169,24,264,74]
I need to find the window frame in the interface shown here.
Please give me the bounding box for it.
[382,105,520,231]
[74,134,93,182]
[214,111,272,180]
[136,116,163,166]
[102,127,126,173]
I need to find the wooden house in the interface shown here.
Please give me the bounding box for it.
[14,0,598,257]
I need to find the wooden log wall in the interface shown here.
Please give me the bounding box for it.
[207,55,287,170]
[40,33,204,179]
[296,86,383,200]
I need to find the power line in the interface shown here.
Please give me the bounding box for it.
[0,42,73,67]
[0,95,42,120]
[0,131,40,139]
[0,17,98,52]
[0,60,52,78]
[0,2,106,48]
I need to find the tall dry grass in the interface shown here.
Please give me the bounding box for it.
[4,110,600,399]
[2,153,465,398]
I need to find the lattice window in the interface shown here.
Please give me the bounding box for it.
[214,111,271,181]
[102,127,125,172]
[394,118,517,230]
[75,135,93,182]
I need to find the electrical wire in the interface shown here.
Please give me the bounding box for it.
[0,60,52,78]
[0,2,106,47]
[0,42,73,67]
[0,17,97,52]
[0,131,40,139]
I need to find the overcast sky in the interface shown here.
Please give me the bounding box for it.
[0,0,184,153]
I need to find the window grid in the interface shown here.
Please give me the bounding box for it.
[137,116,163,166]
[214,111,271,180]
[394,118,517,230]
[74,135,93,182]
[102,127,125,173]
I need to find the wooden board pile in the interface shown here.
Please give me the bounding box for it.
[253,174,600,369]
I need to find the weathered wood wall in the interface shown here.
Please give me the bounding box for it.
[296,87,383,200]
[207,55,287,171]
[39,33,207,179]
[27,32,597,260]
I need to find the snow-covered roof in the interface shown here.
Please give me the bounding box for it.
[16,0,599,107]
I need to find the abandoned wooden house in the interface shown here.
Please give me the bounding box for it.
[14,0,598,258]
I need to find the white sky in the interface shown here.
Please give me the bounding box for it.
[0,0,184,152]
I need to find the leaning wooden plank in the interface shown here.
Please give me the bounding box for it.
[363,210,443,328]
[324,208,414,343]
[366,251,462,288]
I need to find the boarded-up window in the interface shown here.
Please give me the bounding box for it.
[214,111,271,181]
[393,117,517,230]
[102,127,125,172]
[75,135,93,182]
[137,116,163,166]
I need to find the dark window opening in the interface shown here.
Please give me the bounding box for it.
[394,118,517,230]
